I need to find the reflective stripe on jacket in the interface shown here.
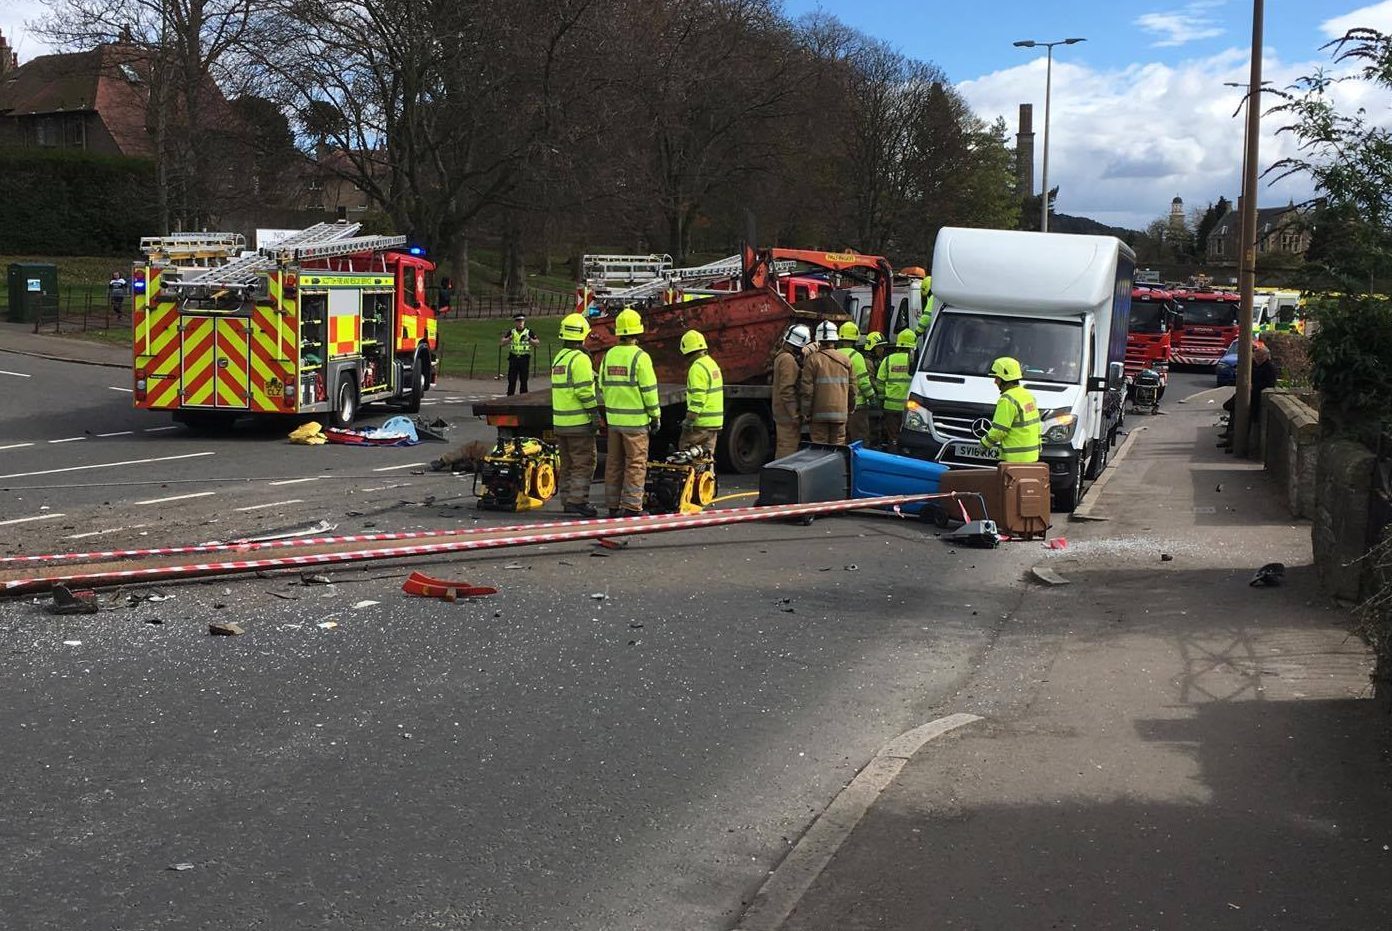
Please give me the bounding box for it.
[509,328,533,356]
[685,354,724,429]
[551,347,598,433]
[983,384,1041,462]
[599,343,660,432]
[798,348,854,423]
[877,349,912,412]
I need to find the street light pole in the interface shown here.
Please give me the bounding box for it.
[1015,37,1086,233]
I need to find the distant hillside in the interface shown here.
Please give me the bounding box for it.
[1048,213,1141,240]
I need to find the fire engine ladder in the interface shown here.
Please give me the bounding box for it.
[167,223,405,291]
[582,254,674,283]
[140,232,247,265]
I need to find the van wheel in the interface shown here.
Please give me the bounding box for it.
[717,411,771,474]
[402,355,425,414]
[1054,459,1084,512]
[1086,437,1109,479]
[331,375,358,429]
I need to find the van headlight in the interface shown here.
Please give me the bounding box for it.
[1041,411,1077,444]
[903,399,930,433]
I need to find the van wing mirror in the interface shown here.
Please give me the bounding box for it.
[1108,361,1125,389]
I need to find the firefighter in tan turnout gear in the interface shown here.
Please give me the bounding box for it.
[772,324,810,459]
[550,313,600,517]
[798,320,855,445]
[599,307,661,517]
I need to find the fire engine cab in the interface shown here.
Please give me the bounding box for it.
[132,222,438,430]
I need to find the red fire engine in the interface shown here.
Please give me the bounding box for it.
[1169,287,1241,367]
[1126,286,1176,394]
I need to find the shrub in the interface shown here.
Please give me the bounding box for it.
[1307,293,1392,441]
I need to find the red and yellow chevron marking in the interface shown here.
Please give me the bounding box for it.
[139,296,183,410]
[250,301,294,413]
[330,315,359,357]
[214,318,250,409]
[181,317,217,407]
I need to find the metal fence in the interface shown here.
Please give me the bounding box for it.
[440,340,566,381]
[433,287,573,319]
[26,288,126,334]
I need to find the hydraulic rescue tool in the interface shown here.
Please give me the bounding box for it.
[644,445,718,515]
[474,437,559,511]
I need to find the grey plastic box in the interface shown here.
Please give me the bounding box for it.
[758,444,851,506]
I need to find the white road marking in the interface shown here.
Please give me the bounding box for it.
[0,513,66,526]
[268,477,319,486]
[371,462,426,472]
[359,483,411,493]
[133,491,216,506]
[108,386,133,393]
[48,437,87,444]
[0,443,34,451]
[97,431,134,438]
[234,498,305,512]
[0,451,214,480]
[0,370,33,378]
[68,524,149,539]
[144,425,181,433]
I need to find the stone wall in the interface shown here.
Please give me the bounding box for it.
[1261,390,1319,518]
[1312,438,1377,601]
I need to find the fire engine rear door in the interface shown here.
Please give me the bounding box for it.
[181,316,251,409]
[181,316,217,407]
[213,317,251,409]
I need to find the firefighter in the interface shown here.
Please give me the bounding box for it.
[679,329,723,458]
[913,275,934,337]
[876,329,916,450]
[799,321,854,445]
[982,356,1041,463]
[551,313,600,517]
[499,313,540,395]
[839,321,876,444]
[772,324,811,459]
[599,307,660,516]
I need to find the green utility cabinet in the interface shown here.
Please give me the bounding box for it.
[6,263,59,323]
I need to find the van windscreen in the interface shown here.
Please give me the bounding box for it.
[922,312,1083,384]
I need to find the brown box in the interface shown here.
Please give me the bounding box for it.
[939,468,1004,523]
[1000,462,1052,539]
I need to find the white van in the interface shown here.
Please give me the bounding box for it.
[898,228,1134,511]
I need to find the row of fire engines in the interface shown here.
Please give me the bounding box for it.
[132,223,439,429]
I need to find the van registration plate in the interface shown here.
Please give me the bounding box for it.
[953,442,1000,462]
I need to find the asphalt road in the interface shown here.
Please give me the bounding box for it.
[0,356,1217,929]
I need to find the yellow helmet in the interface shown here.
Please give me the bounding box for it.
[895,329,917,348]
[863,331,886,350]
[559,313,590,342]
[838,321,860,341]
[989,356,1023,381]
[614,307,644,337]
[679,329,707,355]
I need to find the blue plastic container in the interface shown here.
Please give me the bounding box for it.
[849,442,950,514]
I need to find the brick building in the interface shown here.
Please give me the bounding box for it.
[1207,201,1311,263]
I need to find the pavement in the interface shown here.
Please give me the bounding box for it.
[754,385,1392,930]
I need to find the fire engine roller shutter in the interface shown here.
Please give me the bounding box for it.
[328,288,360,358]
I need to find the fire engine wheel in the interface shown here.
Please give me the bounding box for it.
[696,470,717,506]
[402,355,425,414]
[332,375,359,429]
[531,461,557,500]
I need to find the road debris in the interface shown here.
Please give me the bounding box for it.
[1043,538,1068,550]
[208,622,244,636]
[1030,566,1070,586]
[236,519,336,544]
[590,593,607,601]
[62,640,82,646]
[267,591,299,600]
[401,571,497,600]
[1161,553,1174,562]
[300,573,332,585]
[595,538,629,550]
[1250,562,1285,587]
[352,600,380,609]
[317,620,339,630]
[167,862,195,871]
[49,585,99,615]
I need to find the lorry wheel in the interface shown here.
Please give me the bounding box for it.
[1054,460,1084,512]
[717,411,771,474]
[331,375,359,429]
[401,355,425,414]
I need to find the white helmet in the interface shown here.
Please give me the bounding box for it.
[785,324,812,348]
[815,320,838,343]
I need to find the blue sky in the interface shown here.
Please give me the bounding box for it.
[787,0,1392,229]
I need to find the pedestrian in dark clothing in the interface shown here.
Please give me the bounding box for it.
[1221,342,1278,446]
[109,271,128,321]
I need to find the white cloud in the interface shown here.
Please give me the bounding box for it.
[957,48,1341,230]
[1321,1,1392,38]
[1136,3,1227,48]
[0,1,53,62]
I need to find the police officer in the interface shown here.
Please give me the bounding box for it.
[599,308,660,517]
[772,324,811,459]
[499,313,540,395]
[679,329,723,458]
[799,321,854,445]
[876,329,916,449]
[839,321,876,444]
[551,313,599,517]
[982,356,1041,463]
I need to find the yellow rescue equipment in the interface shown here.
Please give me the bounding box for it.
[474,437,560,511]
[644,444,717,515]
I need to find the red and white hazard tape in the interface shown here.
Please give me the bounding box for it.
[0,493,952,596]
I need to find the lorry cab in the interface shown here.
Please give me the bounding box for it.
[899,228,1133,512]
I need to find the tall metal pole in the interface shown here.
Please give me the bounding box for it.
[1041,45,1053,233]
[1233,0,1264,456]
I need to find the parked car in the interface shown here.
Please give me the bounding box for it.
[1215,339,1239,386]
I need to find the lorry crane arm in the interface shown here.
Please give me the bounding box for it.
[740,244,895,335]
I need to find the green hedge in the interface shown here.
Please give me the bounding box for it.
[0,148,157,255]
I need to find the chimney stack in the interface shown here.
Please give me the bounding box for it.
[1015,103,1035,199]
[0,29,17,77]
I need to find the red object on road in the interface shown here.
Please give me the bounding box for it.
[401,571,497,600]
